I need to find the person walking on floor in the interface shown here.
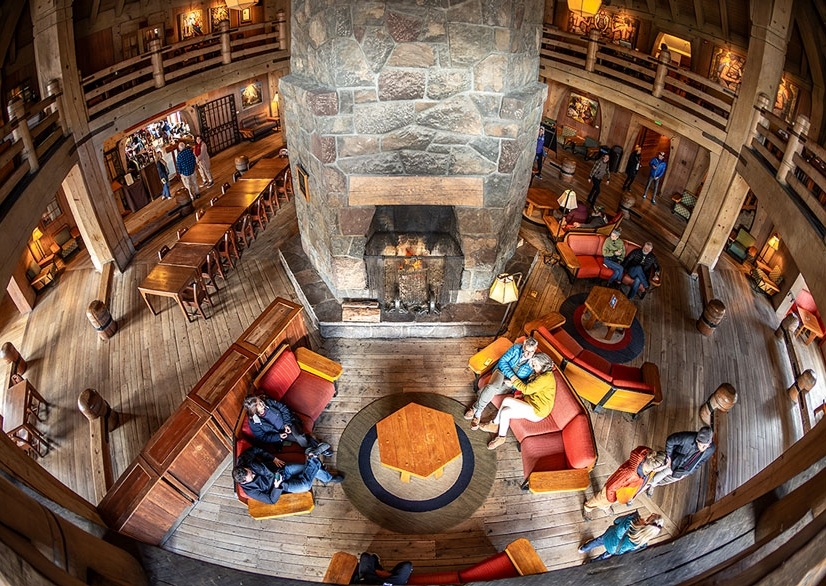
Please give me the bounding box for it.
[464,337,538,430]
[578,511,663,562]
[643,151,667,203]
[602,227,626,287]
[155,151,170,199]
[622,145,642,191]
[479,353,556,450]
[623,241,660,300]
[175,141,200,200]
[583,446,668,516]
[586,153,611,206]
[193,135,214,187]
[534,127,546,179]
[646,427,715,495]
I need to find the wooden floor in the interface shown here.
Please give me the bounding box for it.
[2,137,825,582]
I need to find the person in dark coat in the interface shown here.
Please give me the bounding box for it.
[534,127,546,178]
[623,242,660,299]
[586,153,611,206]
[622,145,642,191]
[243,395,333,456]
[354,553,413,585]
[155,151,170,199]
[232,445,341,505]
[647,427,715,493]
[578,512,663,562]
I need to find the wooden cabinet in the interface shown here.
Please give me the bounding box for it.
[236,297,306,363]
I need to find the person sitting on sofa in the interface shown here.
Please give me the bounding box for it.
[583,447,667,516]
[479,353,556,450]
[355,552,413,585]
[558,201,589,229]
[602,227,626,286]
[464,337,538,430]
[233,444,341,505]
[578,511,663,562]
[568,205,608,230]
[623,241,660,300]
[244,395,334,456]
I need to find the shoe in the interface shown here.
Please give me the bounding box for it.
[305,442,331,458]
[322,448,335,457]
[487,436,506,450]
[578,546,587,554]
[641,194,646,199]
[638,290,647,300]
[479,422,499,433]
[471,417,480,431]
[325,474,344,485]
[194,193,201,199]
[463,408,474,420]
[535,175,542,179]
[645,486,654,498]
[651,199,657,204]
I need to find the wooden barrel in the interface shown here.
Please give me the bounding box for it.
[697,299,726,336]
[788,369,816,403]
[235,155,249,174]
[175,187,194,213]
[87,300,118,340]
[0,341,26,375]
[560,159,576,183]
[700,383,738,425]
[775,312,799,338]
[619,192,636,219]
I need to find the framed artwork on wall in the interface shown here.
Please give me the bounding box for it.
[296,164,309,201]
[210,6,229,32]
[709,47,745,92]
[241,8,252,24]
[566,92,598,126]
[178,10,204,41]
[774,77,799,123]
[240,81,264,110]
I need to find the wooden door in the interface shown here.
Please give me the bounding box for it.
[196,95,241,155]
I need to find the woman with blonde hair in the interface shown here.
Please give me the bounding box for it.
[583,447,668,515]
[578,512,663,561]
[479,352,556,450]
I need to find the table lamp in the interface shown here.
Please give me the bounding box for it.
[544,189,578,265]
[489,272,522,337]
[759,234,780,265]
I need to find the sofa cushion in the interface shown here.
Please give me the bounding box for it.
[459,552,520,583]
[565,233,605,256]
[576,255,605,279]
[551,378,584,430]
[520,433,567,475]
[283,371,335,422]
[539,326,583,361]
[573,350,612,378]
[562,413,597,469]
[610,364,651,391]
[407,571,461,585]
[257,348,302,400]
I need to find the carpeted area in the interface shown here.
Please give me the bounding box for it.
[338,393,497,534]
[559,293,645,363]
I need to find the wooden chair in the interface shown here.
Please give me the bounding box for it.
[234,215,255,249]
[200,249,225,293]
[217,230,239,269]
[180,279,212,321]
[276,168,293,206]
[210,196,220,206]
[260,182,277,216]
[250,198,268,232]
[176,227,188,240]
[278,147,289,158]
[157,245,170,261]
[232,170,242,182]
[221,182,231,194]
[195,208,205,221]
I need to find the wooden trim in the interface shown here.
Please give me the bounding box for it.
[323,552,359,585]
[504,538,547,576]
[348,176,484,207]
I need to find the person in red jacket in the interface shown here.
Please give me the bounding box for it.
[583,446,667,516]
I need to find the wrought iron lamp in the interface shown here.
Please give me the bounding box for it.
[543,189,579,265]
[489,272,522,337]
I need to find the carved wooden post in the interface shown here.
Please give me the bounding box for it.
[220,20,232,65]
[787,369,816,404]
[276,9,287,50]
[46,79,69,137]
[749,92,771,146]
[652,46,671,98]
[700,383,738,426]
[776,114,810,186]
[78,388,120,502]
[585,28,600,73]
[148,38,165,88]
[7,100,39,172]
[1,342,27,376]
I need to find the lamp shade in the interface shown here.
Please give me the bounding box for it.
[567,0,603,17]
[558,189,578,211]
[489,273,521,305]
[32,227,43,241]
[767,235,780,250]
[225,0,257,9]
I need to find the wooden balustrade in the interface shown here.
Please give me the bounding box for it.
[81,19,288,120]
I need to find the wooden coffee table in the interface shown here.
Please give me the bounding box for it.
[525,187,559,218]
[376,403,461,483]
[583,286,637,340]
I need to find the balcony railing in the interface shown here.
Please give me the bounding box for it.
[540,27,738,135]
[0,90,70,217]
[81,18,287,120]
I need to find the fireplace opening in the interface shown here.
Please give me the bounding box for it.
[364,206,463,311]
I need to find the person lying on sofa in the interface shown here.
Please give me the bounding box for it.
[479,353,556,450]
[622,241,660,300]
[243,394,334,456]
[602,227,626,287]
[583,447,667,517]
[233,444,341,505]
[464,337,538,430]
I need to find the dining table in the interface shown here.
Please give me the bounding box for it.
[230,178,273,195]
[178,222,233,246]
[198,206,247,225]
[214,191,262,210]
[159,242,215,269]
[240,158,290,181]
[138,264,198,321]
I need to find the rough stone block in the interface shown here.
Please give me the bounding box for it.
[339,207,376,236]
[338,152,405,175]
[399,151,450,175]
[427,69,471,100]
[378,70,426,101]
[382,126,435,151]
[447,23,493,67]
[462,236,499,268]
[335,38,376,86]
[338,136,380,157]
[311,134,337,164]
[388,43,436,67]
[387,10,424,42]
[449,147,498,175]
[498,139,520,173]
[455,208,494,234]
[416,95,483,135]
[474,54,509,93]
[362,28,395,72]
[333,256,367,290]
[355,102,416,134]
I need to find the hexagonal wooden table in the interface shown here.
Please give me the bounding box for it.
[376,402,462,483]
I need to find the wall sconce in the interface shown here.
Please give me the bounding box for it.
[567,0,603,17]
[489,272,522,337]
[271,93,279,118]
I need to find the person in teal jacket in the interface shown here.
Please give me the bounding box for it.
[578,512,663,562]
[464,337,538,430]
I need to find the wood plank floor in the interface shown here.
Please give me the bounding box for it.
[1,137,824,582]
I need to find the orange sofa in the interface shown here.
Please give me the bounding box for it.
[543,209,623,243]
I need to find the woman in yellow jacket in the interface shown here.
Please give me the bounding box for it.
[480,353,556,449]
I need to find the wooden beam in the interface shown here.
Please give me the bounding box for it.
[115,0,126,17]
[0,2,25,68]
[719,0,729,40]
[90,0,101,25]
[348,176,484,207]
[667,0,679,21]
[693,0,705,28]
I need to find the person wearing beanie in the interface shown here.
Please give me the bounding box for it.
[646,427,716,493]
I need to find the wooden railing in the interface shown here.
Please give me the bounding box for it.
[751,102,826,232]
[540,27,737,134]
[0,91,69,215]
[81,18,287,119]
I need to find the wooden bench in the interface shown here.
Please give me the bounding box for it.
[247,491,315,519]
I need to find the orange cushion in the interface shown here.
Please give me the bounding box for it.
[459,552,520,582]
[551,376,584,429]
[282,371,335,422]
[257,349,301,401]
[610,364,651,391]
[538,326,582,360]
[573,350,612,378]
[562,414,597,469]
[520,433,567,474]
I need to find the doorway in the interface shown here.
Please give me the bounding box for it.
[196,95,241,155]
[632,127,671,190]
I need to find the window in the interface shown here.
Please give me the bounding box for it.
[41,199,62,226]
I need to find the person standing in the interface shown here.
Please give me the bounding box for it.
[583,447,667,515]
[155,151,170,199]
[175,141,200,200]
[622,145,642,191]
[623,241,660,299]
[578,512,663,562]
[193,135,214,187]
[646,427,715,493]
[534,127,546,179]
[586,153,611,206]
[602,227,626,287]
[643,151,667,203]
[464,337,538,430]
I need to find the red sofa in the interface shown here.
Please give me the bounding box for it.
[556,232,661,295]
[533,325,662,417]
[472,340,597,493]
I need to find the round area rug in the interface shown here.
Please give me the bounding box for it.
[559,292,645,363]
[339,393,497,534]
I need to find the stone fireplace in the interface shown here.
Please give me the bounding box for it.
[280,1,546,308]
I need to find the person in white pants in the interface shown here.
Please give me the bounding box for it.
[194,135,214,187]
[175,142,200,200]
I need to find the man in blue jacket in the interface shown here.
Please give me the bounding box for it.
[464,337,539,429]
[642,151,667,203]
